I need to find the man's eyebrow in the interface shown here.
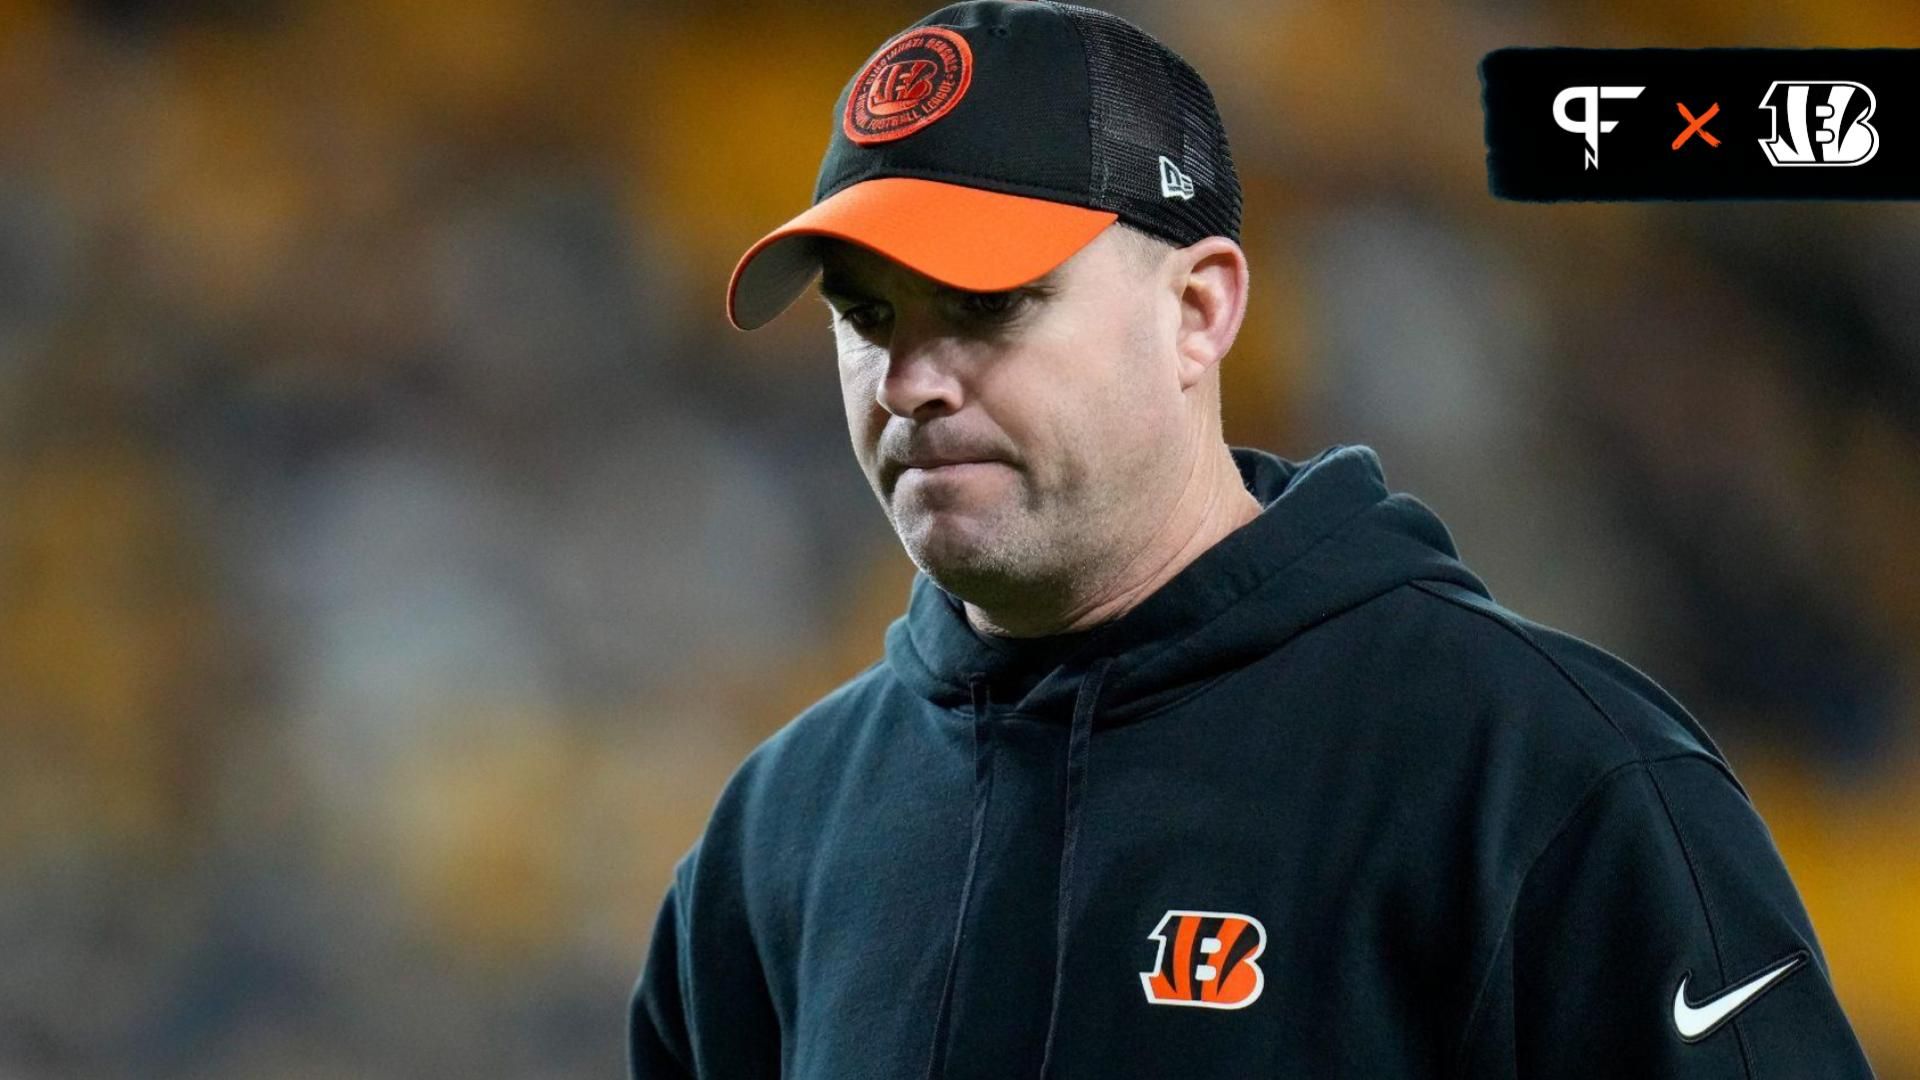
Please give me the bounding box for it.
[817,271,874,305]
[937,264,1064,295]
[818,265,1061,304]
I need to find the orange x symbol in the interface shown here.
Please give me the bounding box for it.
[1673,102,1720,149]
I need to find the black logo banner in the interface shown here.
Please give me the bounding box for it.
[1481,48,1920,199]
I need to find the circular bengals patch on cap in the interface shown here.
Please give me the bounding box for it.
[843,26,974,145]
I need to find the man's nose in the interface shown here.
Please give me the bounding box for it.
[876,317,966,421]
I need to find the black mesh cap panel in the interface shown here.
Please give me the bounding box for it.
[1045,1,1243,248]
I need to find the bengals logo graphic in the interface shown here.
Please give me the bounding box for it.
[1139,909,1267,1009]
[844,26,973,145]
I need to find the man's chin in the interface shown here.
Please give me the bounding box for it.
[901,524,984,576]
[899,517,1009,589]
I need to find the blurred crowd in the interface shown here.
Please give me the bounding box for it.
[0,0,1916,1076]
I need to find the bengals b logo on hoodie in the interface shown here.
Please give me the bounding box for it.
[1139,910,1268,1009]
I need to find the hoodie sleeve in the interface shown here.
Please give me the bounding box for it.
[627,837,786,1080]
[1456,754,1875,1079]
[629,859,698,1080]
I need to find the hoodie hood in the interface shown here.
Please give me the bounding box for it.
[886,443,1491,727]
[888,443,1493,1080]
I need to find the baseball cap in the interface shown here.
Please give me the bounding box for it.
[724,0,1242,331]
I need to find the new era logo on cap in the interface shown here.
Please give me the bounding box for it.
[1159,155,1195,200]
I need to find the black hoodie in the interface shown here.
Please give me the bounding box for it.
[629,444,1873,1079]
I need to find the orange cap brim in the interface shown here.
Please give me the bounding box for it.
[725,177,1119,331]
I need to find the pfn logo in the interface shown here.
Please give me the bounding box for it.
[1758,81,1879,166]
[1553,85,1645,169]
[1139,910,1267,1009]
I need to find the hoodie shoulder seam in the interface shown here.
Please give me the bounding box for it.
[1446,751,1738,1078]
[1408,579,1664,764]
[1404,579,1759,1077]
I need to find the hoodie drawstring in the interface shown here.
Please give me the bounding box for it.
[1039,657,1113,1080]
[924,675,997,1080]
[924,660,1114,1080]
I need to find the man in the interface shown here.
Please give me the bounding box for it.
[631,2,1875,1077]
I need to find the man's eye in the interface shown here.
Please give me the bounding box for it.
[960,291,1024,319]
[842,305,889,331]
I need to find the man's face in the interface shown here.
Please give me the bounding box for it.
[820,224,1188,610]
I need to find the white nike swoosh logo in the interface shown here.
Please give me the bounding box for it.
[1672,952,1808,1042]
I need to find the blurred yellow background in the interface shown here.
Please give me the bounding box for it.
[0,0,1916,1075]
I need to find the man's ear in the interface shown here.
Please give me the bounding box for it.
[1172,236,1250,392]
